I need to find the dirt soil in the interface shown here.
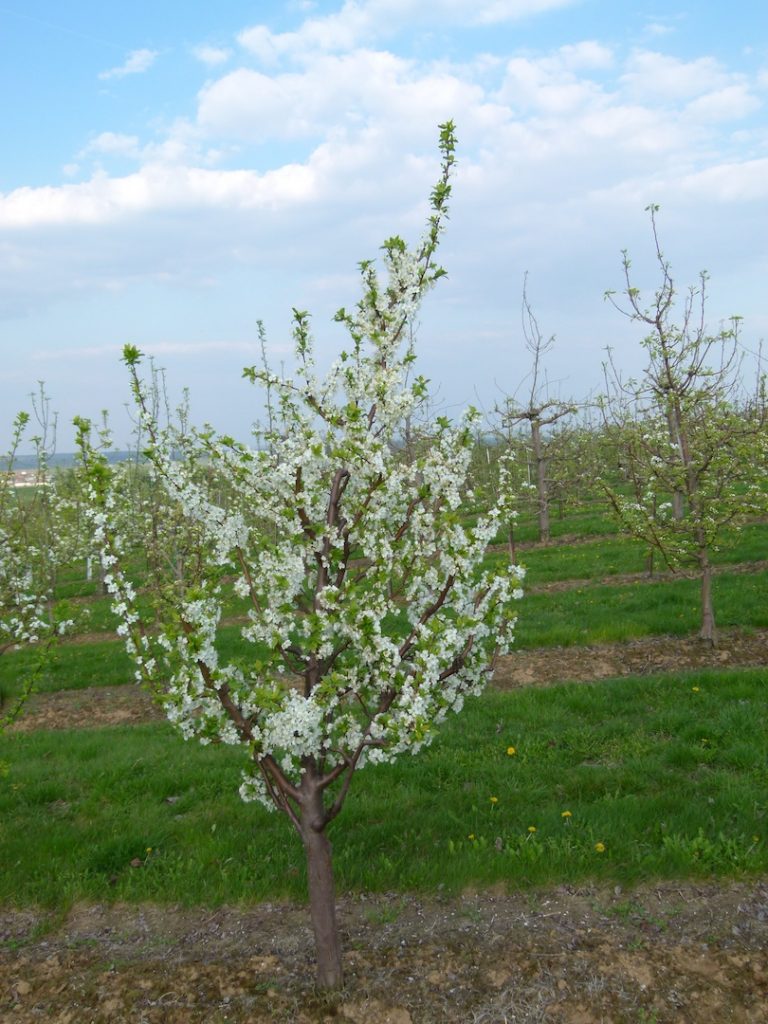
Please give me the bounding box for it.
[492,628,768,691]
[4,630,768,1022]
[12,628,768,733]
[1,881,767,1023]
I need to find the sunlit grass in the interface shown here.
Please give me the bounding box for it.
[515,570,768,648]
[3,561,765,697]
[0,668,765,909]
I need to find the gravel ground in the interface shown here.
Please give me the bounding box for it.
[2,880,767,1022]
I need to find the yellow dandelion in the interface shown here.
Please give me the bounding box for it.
[146,847,153,854]
[691,686,700,693]
[490,796,499,804]
[468,834,475,841]
[527,825,537,833]
[506,746,517,756]
[561,811,572,819]
[594,842,606,853]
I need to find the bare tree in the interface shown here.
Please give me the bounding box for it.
[497,275,577,544]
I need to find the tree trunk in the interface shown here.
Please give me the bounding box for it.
[507,521,517,566]
[645,547,655,578]
[672,490,684,521]
[531,421,550,544]
[98,561,108,596]
[699,558,716,645]
[300,785,343,989]
[666,406,686,522]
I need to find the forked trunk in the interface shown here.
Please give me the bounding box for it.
[299,785,343,989]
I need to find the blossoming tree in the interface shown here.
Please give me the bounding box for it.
[76,123,524,988]
[601,206,768,643]
[1,406,70,739]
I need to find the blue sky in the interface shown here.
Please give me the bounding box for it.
[1,0,766,450]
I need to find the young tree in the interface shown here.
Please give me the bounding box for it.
[1,404,72,740]
[76,123,524,989]
[601,206,768,643]
[497,275,577,544]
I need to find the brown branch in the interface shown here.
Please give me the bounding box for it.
[398,573,456,660]
[259,756,302,831]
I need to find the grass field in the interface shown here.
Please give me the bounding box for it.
[0,666,766,909]
[1,503,766,914]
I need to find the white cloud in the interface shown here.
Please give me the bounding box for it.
[5,35,763,236]
[470,0,576,24]
[684,85,761,122]
[99,48,159,80]
[238,0,579,62]
[496,54,605,114]
[0,162,317,229]
[197,51,490,144]
[620,51,732,101]
[80,132,142,159]
[192,45,231,67]
[643,20,675,38]
[3,19,766,431]
[556,41,614,71]
[677,157,768,201]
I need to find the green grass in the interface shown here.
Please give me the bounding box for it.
[1,668,765,909]
[516,569,768,648]
[0,638,133,697]
[3,562,765,697]
[489,520,768,587]
[492,537,649,583]
[486,504,621,546]
[0,623,278,699]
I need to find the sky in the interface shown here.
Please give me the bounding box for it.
[1,0,766,451]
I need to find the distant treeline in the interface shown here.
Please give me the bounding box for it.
[0,451,138,471]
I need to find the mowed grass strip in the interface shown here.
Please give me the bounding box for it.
[0,624,279,698]
[515,569,768,648]
[0,668,765,909]
[2,567,766,697]
[505,521,768,587]
[0,638,134,697]
[483,503,621,545]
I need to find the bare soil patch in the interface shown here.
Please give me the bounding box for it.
[10,684,164,733]
[1,880,766,1023]
[493,628,768,691]
[12,628,767,733]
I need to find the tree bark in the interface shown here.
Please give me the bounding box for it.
[666,405,685,521]
[672,490,685,522]
[699,557,716,645]
[645,548,655,578]
[531,421,550,544]
[507,521,517,566]
[299,783,343,989]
